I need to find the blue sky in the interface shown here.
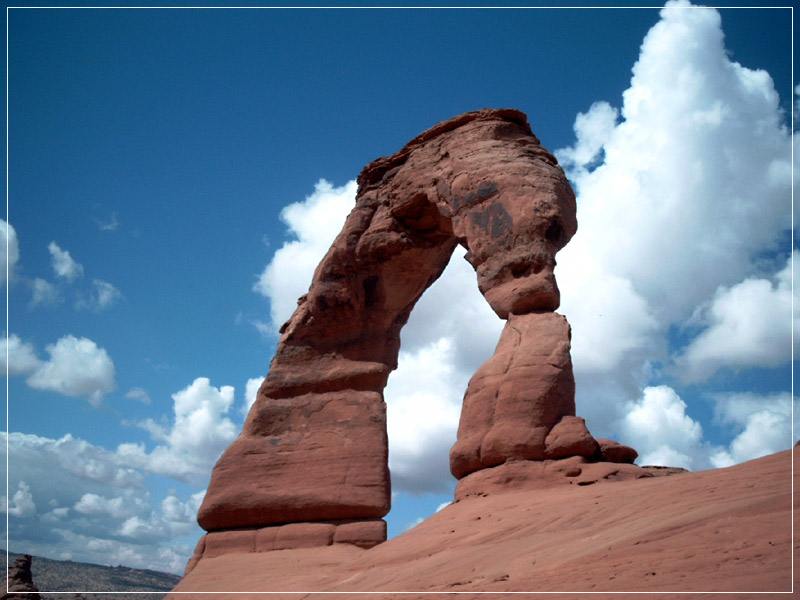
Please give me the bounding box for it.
[3,2,796,577]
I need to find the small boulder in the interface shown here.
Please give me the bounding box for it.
[597,438,638,464]
[543,416,599,459]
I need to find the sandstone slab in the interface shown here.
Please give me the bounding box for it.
[169,449,796,598]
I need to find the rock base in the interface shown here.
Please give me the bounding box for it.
[185,519,386,575]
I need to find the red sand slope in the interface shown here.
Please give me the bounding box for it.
[168,447,798,599]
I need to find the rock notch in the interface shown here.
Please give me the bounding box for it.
[193,108,641,565]
[2,555,41,600]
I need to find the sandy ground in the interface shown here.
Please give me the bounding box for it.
[168,446,797,599]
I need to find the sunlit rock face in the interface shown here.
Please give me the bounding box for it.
[196,108,607,555]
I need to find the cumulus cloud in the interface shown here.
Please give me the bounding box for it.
[2,220,20,284]
[555,101,619,170]
[709,391,795,467]
[253,179,357,332]
[556,0,790,322]
[129,377,238,485]
[2,333,42,375]
[74,492,142,520]
[24,335,116,406]
[386,338,468,494]
[619,387,795,471]
[557,246,659,375]
[674,253,795,382]
[2,481,37,518]
[48,241,84,281]
[4,333,117,406]
[618,386,705,470]
[76,279,123,312]
[552,1,791,453]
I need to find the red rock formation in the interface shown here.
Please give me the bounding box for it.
[1,555,40,600]
[196,108,635,561]
[450,311,577,478]
[170,448,796,598]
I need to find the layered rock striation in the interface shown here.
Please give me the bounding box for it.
[192,108,641,568]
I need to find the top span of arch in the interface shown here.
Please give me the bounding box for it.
[357,108,539,191]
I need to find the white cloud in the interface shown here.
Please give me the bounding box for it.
[25,335,116,406]
[2,333,42,376]
[619,386,704,470]
[3,429,205,574]
[29,277,60,307]
[556,1,790,323]
[709,391,795,468]
[557,245,659,374]
[242,376,264,417]
[675,253,795,382]
[556,101,619,169]
[76,279,123,312]
[5,432,143,489]
[253,179,356,333]
[130,377,238,485]
[74,492,142,520]
[48,241,84,281]
[1,220,20,284]
[41,506,69,523]
[2,481,37,518]
[161,490,205,525]
[125,387,152,405]
[550,1,791,460]
[619,387,796,471]
[5,333,118,407]
[386,338,467,494]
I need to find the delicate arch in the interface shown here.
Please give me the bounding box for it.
[197,109,578,542]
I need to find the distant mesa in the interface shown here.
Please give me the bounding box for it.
[190,108,653,569]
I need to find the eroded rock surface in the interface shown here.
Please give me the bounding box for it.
[195,108,638,563]
[1,555,40,600]
[450,311,577,478]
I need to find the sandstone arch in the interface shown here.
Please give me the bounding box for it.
[193,109,616,560]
